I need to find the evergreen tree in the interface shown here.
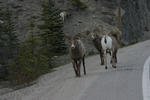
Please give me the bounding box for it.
[0,7,18,64]
[8,20,50,84]
[0,6,18,80]
[39,0,66,59]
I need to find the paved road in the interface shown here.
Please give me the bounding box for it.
[78,40,150,100]
[1,40,150,100]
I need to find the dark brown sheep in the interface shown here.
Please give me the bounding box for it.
[65,34,86,77]
[86,28,104,65]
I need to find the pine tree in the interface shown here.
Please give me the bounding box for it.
[8,20,50,84]
[39,0,66,59]
[0,6,18,80]
[0,7,18,64]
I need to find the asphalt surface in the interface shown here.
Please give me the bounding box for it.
[0,40,150,100]
[78,40,150,100]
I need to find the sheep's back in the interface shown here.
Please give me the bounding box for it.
[101,36,112,50]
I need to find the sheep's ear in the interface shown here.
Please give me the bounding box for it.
[86,30,90,36]
[64,35,71,42]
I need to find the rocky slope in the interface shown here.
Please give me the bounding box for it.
[0,0,150,50]
[121,0,150,42]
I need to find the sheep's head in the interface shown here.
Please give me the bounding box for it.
[86,30,95,39]
[65,33,82,49]
[86,28,102,40]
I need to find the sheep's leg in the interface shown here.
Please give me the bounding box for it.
[76,60,81,77]
[110,52,113,64]
[111,51,116,68]
[82,55,86,75]
[115,50,118,63]
[115,55,117,63]
[111,50,117,64]
[78,60,81,77]
[110,59,112,64]
[72,60,78,77]
[76,60,80,77]
[104,51,107,69]
[76,60,79,77]
[100,51,104,65]
[112,50,117,63]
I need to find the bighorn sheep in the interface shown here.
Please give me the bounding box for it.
[60,11,71,22]
[109,27,123,47]
[101,27,122,69]
[105,27,123,66]
[65,34,86,77]
[60,11,66,22]
[86,28,104,65]
[0,20,4,24]
[86,26,122,69]
[101,34,118,69]
[102,26,122,66]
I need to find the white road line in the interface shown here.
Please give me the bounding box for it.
[142,56,150,100]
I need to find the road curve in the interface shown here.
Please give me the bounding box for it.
[142,56,150,100]
[1,40,150,100]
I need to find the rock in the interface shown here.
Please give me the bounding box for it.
[0,0,149,52]
[11,3,22,8]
